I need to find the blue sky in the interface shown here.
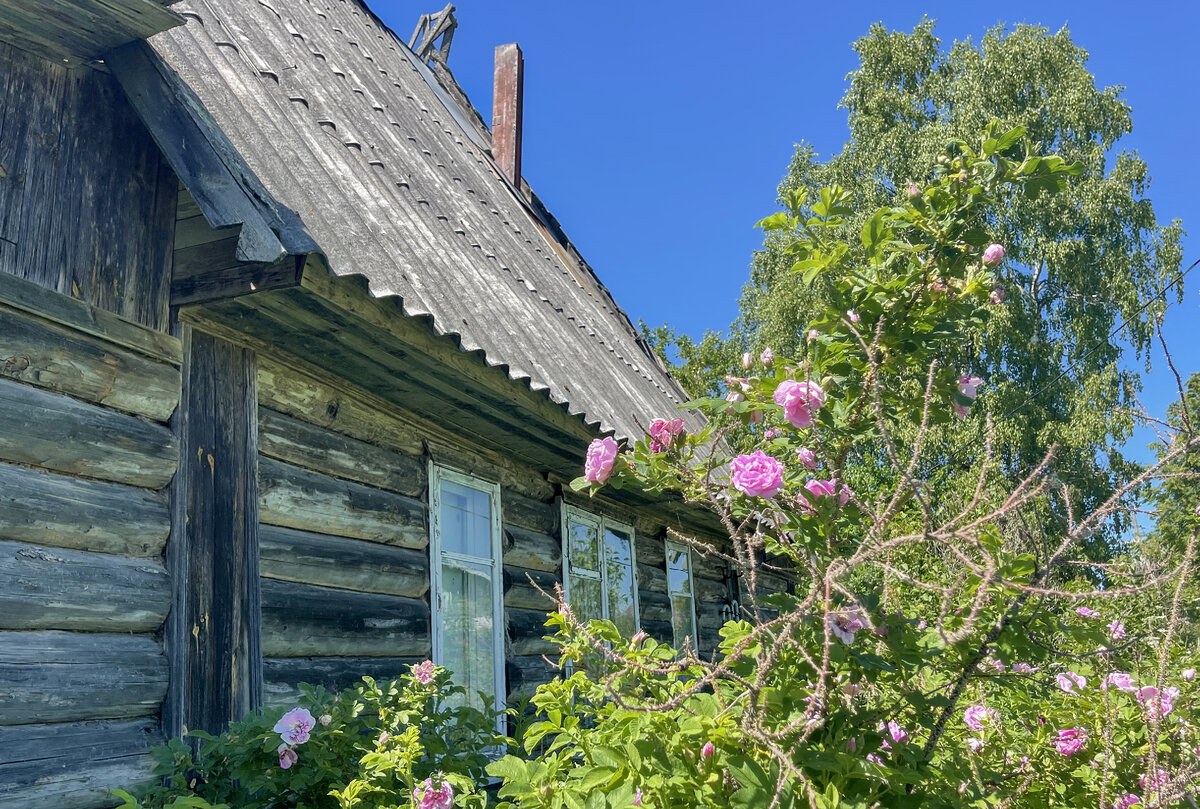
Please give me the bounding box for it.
[375,2,1199,461]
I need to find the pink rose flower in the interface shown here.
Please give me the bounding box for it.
[760,347,775,365]
[847,309,860,324]
[741,352,753,370]
[701,741,714,759]
[773,380,826,429]
[584,437,619,483]
[273,707,316,746]
[1108,620,1126,640]
[1076,606,1100,619]
[867,753,886,765]
[1183,667,1196,682]
[277,743,298,770]
[1139,769,1169,792]
[886,721,909,744]
[796,447,818,469]
[730,450,785,499]
[1102,672,1136,692]
[411,659,436,685]
[633,788,643,806]
[967,737,985,752]
[630,630,648,646]
[963,705,999,731]
[1057,672,1087,695]
[807,329,819,342]
[1054,727,1088,757]
[648,417,685,452]
[988,286,1006,304]
[1137,685,1179,720]
[827,608,867,644]
[983,243,1005,267]
[1012,662,1039,674]
[763,428,781,440]
[907,183,921,199]
[801,478,850,511]
[413,777,455,809]
[958,376,984,401]
[1115,794,1141,808]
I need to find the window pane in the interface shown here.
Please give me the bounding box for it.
[568,518,600,571]
[440,558,496,711]
[440,480,492,558]
[604,528,637,637]
[569,574,603,623]
[671,594,696,649]
[667,546,692,595]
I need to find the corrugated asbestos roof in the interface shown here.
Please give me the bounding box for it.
[147,0,702,443]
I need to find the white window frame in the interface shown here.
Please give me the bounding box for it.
[429,464,506,728]
[665,539,698,649]
[561,503,640,635]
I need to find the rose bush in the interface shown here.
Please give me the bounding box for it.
[116,662,505,809]
[490,126,1200,808]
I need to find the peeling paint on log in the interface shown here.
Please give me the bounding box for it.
[259,456,427,548]
[0,717,162,809]
[0,539,169,632]
[0,631,167,724]
[0,376,177,488]
[0,461,169,558]
[261,579,430,658]
[260,524,429,598]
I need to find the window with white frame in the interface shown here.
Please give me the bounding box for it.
[430,465,505,717]
[561,504,638,637]
[666,540,697,649]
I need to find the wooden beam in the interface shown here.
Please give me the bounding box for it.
[491,43,523,188]
[0,0,181,64]
[164,326,261,738]
[260,524,429,599]
[170,254,306,307]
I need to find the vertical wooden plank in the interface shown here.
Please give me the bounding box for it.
[165,325,261,738]
[491,43,523,188]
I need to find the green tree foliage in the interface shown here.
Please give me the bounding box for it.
[647,22,1184,553]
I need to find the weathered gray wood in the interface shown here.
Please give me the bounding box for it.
[171,255,306,307]
[503,490,556,535]
[0,718,162,809]
[634,534,666,567]
[261,524,428,598]
[0,631,167,724]
[0,539,169,632]
[638,590,671,624]
[0,262,181,364]
[259,406,426,497]
[255,354,553,500]
[503,566,560,611]
[0,304,180,421]
[0,376,177,488]
[0,0,180,64]
[262,579,430,658]
[641,619,673,646]
[0,461,169,557]
[637,562,668,594]
[174,214,236,251]
[259,456,427,548]
[506,654,558,701]
[263,655,424,706]
[694,576,730,604]
[166,328,261,739]
[503,524,560,573]
[507,607,556,656]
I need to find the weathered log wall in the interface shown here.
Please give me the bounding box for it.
[0,42,176,333]
[0,269,180,809]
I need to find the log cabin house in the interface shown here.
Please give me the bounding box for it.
[0,2,761,806]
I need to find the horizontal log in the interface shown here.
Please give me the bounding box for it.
[503,524,560,573]
[0,631,167,724]
[257,356,553,500]
[699,605,733,631]
[640,619,673,646]
[695,577,731,604]
[506,654,559,701]
[0,305,180,421]
[0,540,169,632]
[638,590,671,624]
[0,718,162,809]
[0,377,177,488]
[635,535,665,567]
[259,406,426,497]
[698,629,724,655]
[502,490,556,535]
[263,655,424,707]
[0,462,169,558]
[693,551,732,582]
[503,566,560,611]
[261,579,430,658]
[507,607,557,656]
[260,524,428,598]
[637,562,667,594]
[0,267,181,365]
[259,456,427,548]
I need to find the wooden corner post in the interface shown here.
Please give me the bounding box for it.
[165,326,262,738]
[492,42,523,188]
